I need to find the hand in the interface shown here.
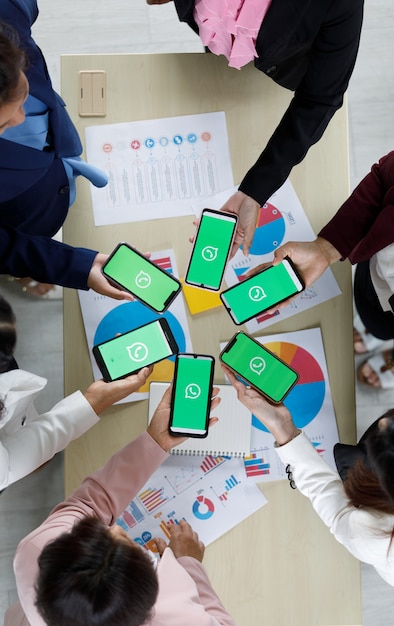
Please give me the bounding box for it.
[87,253,135,300]
[271,237,341,289]
[154,520,205,562]
[222,365,300,445]
[84,367,152,414]
[219,190,260,257]
[147,383,221,452]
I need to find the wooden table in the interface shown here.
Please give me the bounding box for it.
[61,52,361,626]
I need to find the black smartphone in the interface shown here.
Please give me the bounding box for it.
[169,353,215,438]
[92,318,179,382]
[102,243,182,313]
[220,257,305,325]
[185,208,237,291]
[219,332,299,404]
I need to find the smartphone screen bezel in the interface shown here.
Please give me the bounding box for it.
[220,257,305,325]
[168,353,215,438]
[92,318,179,382]
[219,332,299,404]
[102,242,182,313]
[184,208,238,291]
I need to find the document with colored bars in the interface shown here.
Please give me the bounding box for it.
[116,384,266,548]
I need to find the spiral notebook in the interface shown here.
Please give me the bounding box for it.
[148,382,252,457]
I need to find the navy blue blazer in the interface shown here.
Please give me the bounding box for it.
[0,0,97,288]
[174,0,364,206]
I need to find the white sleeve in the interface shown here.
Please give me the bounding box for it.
[0,391,98,490]
[275,432,394,585]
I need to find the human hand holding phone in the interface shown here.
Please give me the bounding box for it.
[271,237,342,292]
[83,367,153,415]
[147,383,220,452]
[220,257,304,324]
[218,190,261,257]
[222,365,300,446]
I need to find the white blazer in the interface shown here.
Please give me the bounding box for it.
[276,432,394,585]
[0,369,99,490]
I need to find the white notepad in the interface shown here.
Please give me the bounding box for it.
[148,382,252,457]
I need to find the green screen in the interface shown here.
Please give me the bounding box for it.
[221,333,298,403]
[104,244,180,312]
[186,211,236,289]
[222,262,302,323]
[96,321,175,380]
[171,355,213,434]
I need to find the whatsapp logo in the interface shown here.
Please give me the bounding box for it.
[135,270,151,289]
[248,285,266,302]
[185,383,201,399]
[127,342,148,362]
[249,356,266,376]
[202,246,218,262]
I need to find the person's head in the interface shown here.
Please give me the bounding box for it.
[35,517,159,626]
[344,409,394,514]
[0,23,29,132]
[0,294,17,374]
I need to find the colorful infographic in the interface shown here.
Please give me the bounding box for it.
[221,327,340,483]
[85,112,234,225]
[116,454,267,549]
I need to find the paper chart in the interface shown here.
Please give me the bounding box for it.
[85,112,234,225]
[221,327,340,482]
[116,454,267,549]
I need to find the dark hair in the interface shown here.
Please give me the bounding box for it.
[344,409,394,547]
[35,517,159,626]
[0,294,17,374]
[0,22,28,105]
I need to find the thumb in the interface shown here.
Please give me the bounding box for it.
[153,537,168,556]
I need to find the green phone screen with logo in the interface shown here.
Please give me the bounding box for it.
[220,332,298,404]
[169,354,214,437]
[185,210,237,290]
[93,319,178,381]
[102,244,181,312]
[221,259,304,324]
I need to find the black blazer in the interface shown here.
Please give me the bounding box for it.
[174,0,364,205]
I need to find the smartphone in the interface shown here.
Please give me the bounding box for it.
[102,243,182,313]
[185,208,238,291]
[169,353,215,438]
[219,332,299,404]
[92,318,179,382]
[220,257,305,325]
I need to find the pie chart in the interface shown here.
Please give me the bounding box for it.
[192,495,215,520]
[251,342,326,432]
[244,202,286,256]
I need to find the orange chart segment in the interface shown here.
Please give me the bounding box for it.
[265,341,324,385]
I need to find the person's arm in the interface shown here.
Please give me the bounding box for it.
[0,369,153,490]
[220,2,363,255]
[154,521,235,625]
[223,366,394,581]
[238,1,363,207]
[319,151,394,262]
[0,227,134,297]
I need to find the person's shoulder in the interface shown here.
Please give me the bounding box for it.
[1,0,38,27]
[0,368,47,392]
